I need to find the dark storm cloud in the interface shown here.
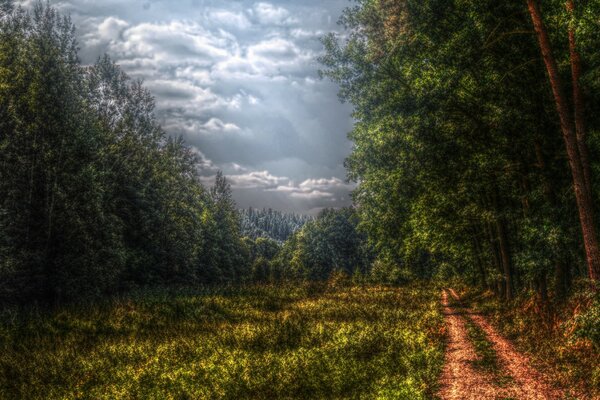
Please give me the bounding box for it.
[18,0,355,214]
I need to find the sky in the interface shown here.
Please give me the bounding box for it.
[18,0,356,215]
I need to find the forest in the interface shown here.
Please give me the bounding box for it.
[1,0,599,399]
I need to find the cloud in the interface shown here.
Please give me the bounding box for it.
[226,170,289,189]
[198,170,355,214]
[30,0,355,213]
[251,2,296,26]
[299,177,353,191]
[110,21,233,64]
[191,148,219,176]
[207,9,252,30]
[269,177,355,200]
[202,118,242,134]
[202,171,354,202]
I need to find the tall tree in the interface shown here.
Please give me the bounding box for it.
[527,0,599,283]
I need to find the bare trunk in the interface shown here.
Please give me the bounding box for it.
[534,139,572,298]
[527,0,600,283]
[496,218,513,300]
[567,0,592,194]
[472,229,487,288]
[486,221,504,297]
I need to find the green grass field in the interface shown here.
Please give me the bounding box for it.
[0,283,445,399]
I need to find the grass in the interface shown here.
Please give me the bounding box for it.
[0,282,445,399]
[464,319,499,373]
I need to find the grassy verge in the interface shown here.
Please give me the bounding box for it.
[461,282,599,398]
[0,282,445,399]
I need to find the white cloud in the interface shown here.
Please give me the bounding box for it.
[211,37,312,81]
[174,66,214,86]
[266,176,355,200]
[249,37,299,60]
[207,9,252,30]
[97,17,129,41]
[299,177,354,192]
[227,170,290,189]
[251,2,296,26]
[111,21,232,63]
[202,118,241,133]
[290,28,324,39]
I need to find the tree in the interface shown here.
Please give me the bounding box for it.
[0,3,249,302]
[526,0,600,284]
[275,208,372,281]
[202,171,247,282]
[320,0,598,300]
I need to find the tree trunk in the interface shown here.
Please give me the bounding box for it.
[534,139,572,298]
[472,230,487,288]
[485,221,504,297]
[496,218,513,300]
[566,0,592,195]
[527,0,600,284]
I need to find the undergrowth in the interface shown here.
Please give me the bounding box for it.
[0,282,445,399]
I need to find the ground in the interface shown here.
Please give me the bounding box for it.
[1,283,592,399]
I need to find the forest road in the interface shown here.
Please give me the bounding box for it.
[438,289,568,400]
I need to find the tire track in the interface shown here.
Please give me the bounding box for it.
[439,289,567,400]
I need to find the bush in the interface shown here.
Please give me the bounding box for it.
[369,259,414,285]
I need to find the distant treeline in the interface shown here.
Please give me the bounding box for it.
[240,208,312,242]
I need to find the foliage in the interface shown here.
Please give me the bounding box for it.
[572,295,600,350]
[274,208,374,281]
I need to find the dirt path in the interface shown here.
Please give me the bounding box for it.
[438,290,499,399]
[439,289,566,400]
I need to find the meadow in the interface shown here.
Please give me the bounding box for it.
[0,283,445,400]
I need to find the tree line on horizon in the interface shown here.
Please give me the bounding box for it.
[320,0,600,301]
[240,207,313,243]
